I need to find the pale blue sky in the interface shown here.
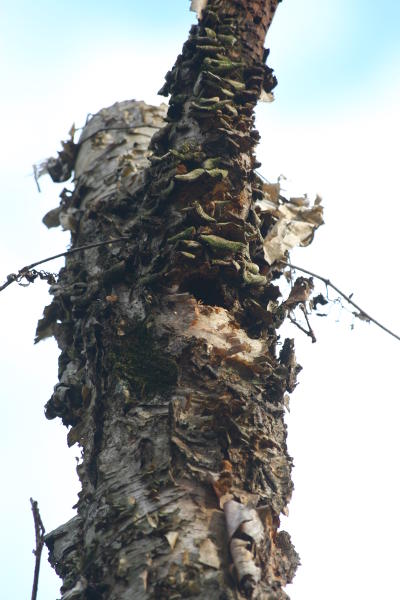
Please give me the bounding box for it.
[1,2,399,599]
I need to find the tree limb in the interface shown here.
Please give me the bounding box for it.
[288,313,316,342]
[283,262,400,342]
[2,242,398,343]
[0,237,130,293]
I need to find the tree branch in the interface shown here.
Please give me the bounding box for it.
[2,240,398,343]
[0,237,130,293]
[30,498,45,600]
[300,304,317,343]
[288,312,316,343]
[283,262,400,342]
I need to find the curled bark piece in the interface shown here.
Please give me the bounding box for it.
[224,499,264,542]
[224,500,265,594]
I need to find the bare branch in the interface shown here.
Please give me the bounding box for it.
[2,239,398,344]
[283,262,400,342]
[0,237,130,293]
[300,304,317,343]
[30,498,45,600]
[288,313,316,343]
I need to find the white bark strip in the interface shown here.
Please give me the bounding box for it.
[224,499,265,589]
[190,0,208,19]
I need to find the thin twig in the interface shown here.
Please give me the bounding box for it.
[283,262,400,342]
[32,164,41,193]
[0,237,130,293]
[255,170,271,183]
[288,313,316,342]
[300,304,317,343]
[2,239,398,343]
[287,257,293,288]
[30,498,45,600]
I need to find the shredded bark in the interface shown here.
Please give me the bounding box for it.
[39,3,303,599]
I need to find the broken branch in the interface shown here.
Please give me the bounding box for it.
[0,237,130,293]
[283,262,400,342]
[30,498,45,600]
[288,313,316,343]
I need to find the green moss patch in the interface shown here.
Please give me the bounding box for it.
[110,322,178,397]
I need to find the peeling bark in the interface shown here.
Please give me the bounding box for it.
[40,2,303,599]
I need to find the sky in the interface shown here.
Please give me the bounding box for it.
[1,1,399,599]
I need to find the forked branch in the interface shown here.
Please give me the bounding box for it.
[283,262,400,342]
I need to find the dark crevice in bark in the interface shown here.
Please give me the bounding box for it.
[180,273,229,308]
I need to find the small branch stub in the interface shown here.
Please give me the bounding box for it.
[30,498,45,600]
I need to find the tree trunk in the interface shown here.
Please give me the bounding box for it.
[39,2,304,598]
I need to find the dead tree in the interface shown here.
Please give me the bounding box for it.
[38,2,322,598]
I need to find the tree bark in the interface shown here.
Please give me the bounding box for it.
[40,2,302,598]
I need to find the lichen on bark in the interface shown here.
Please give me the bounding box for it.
[38,2,306,599]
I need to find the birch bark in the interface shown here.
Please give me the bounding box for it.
[40,2,301,598]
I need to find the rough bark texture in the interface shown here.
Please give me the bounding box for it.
[40,2,302,599]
